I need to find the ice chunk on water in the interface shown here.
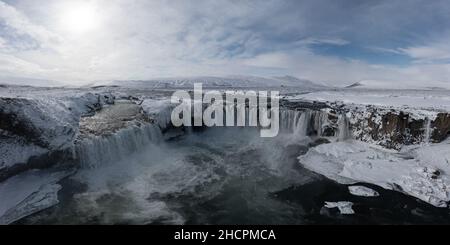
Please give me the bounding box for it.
[0,169,71,224]
[348,185,380,197]
[324,201,355,215]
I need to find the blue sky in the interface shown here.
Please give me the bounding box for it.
[1,0,450,86]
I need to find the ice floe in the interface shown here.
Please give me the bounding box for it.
[348,186,379,197]
[324,201,355,215]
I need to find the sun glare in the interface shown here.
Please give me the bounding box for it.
[60,2,100,34]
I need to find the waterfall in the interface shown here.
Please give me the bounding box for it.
[280,110,302,134]
[294,110,310,137]
[279,109,331,138]
[424,118,432,145]
[312,111,330,137]
[337,115,351,141]
[75,123,163,168]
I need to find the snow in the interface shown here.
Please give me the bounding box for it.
[287,89,450,116]
[324,202,355,214]
[0,169,72,224]
[0,137,47,170]
[299,140,450,207]
[92,75,325,89]
[345,80,450,90]
[140,99,174,130]
[348,186,379,197]
[0,86,117,172]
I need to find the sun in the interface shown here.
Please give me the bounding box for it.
[60,2,100,34]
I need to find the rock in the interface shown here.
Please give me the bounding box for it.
[432,113,450,142]
[309,138,331,148]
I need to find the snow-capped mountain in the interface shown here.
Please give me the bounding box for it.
[345,80,450,90]
[0,76,62,87]
[92,75,326,89]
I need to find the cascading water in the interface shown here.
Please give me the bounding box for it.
[312,111,330,137]
[424,118,432,145]
[294,110,310,138]
[75,123,163,168]
[337,115,351,141]
[279,109,330,138]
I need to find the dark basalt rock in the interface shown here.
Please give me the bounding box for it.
[342,106,450,149]
[280,99,329,111]
[432,113,450,142]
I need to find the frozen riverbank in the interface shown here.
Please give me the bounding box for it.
[299,139,450,207]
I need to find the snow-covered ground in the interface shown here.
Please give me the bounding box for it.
[299,139,450,207]
[287,89,450,113]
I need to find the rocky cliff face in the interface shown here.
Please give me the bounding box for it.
[279,99,450,150]
[432,113,450,142]
[324,103,450,150]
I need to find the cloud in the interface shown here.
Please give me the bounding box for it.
[0,1,61,51]
[400,44,450,63]
[1,0,450,88]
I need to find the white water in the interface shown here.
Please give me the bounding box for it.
[21,127,314,225]
[279,109,332,138]
[294,110,310,138]
[75,124,163,168]
[337,115,352,141]
[424,118,432,145]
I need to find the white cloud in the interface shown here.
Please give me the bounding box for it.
[296,37,350,46]
[0,0,450,89]
[400,44,450,63]
[0,1,61,49]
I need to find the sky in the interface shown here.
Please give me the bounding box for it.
[1,0,450,87]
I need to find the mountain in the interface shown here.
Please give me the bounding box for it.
[0,76,63,87]
[345,80,450,90]
[93,75,326,89]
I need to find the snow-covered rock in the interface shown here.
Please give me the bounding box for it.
[287,90,450,149]
[0,91,116,180]
[140,99,174,131]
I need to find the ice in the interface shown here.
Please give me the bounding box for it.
[0,137,47,170]
[324,202,355,215]
[299,140,450,207]
[141,99,175,130]
[348,186,379,197]
[0,169,71,224]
